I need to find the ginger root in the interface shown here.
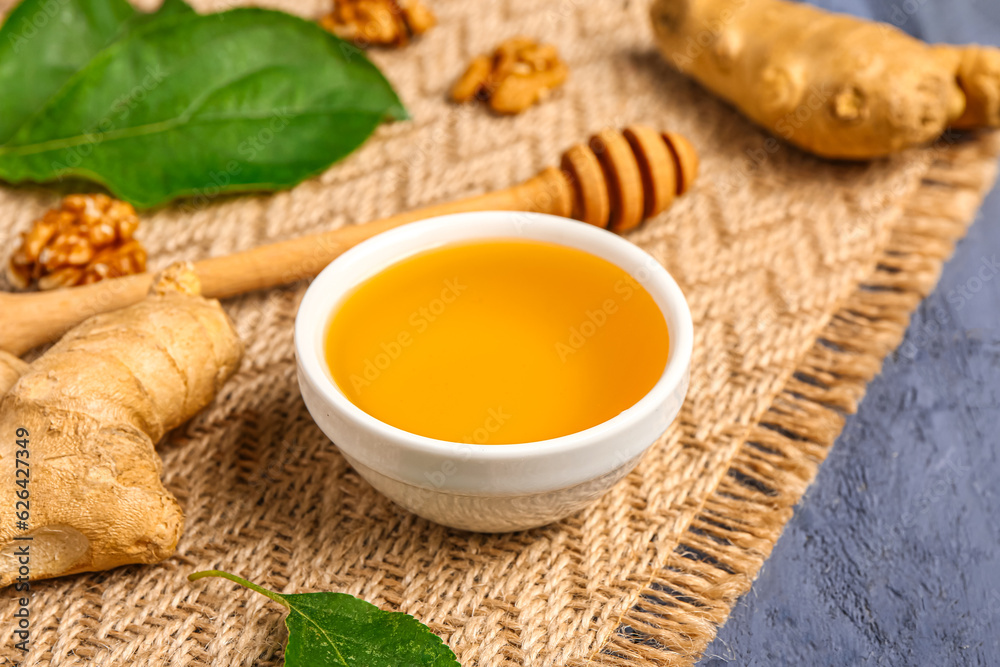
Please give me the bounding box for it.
[953,46,1000,129]
[0,351,27,396]
[650,0,1000,159]
[0,264,242,585]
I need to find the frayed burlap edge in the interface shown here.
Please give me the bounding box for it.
[572,131,1000,667]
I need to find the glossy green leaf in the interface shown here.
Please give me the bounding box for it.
[189,570,460,667]
[0,3,406,208]
[0,0,136,143]
[0,0,193,144]
[125,0,194,28]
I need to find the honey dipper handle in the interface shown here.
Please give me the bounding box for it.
[195,167,572,299]
[0,168,572,356]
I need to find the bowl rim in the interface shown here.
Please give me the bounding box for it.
[295,211,693,466]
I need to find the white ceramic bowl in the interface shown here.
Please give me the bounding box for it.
[295,211,692,532]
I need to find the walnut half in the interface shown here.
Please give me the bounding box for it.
[320,0,436,48]
[451,37,569,115]
[6,194,147,291]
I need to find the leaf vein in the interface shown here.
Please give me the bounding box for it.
[0,107,385,157]
[292,610,351,667]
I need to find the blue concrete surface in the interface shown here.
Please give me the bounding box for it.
[697,2,1000,665]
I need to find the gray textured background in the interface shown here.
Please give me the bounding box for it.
[697,1,1000,665]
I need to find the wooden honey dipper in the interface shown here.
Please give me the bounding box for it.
[0,126,697,356]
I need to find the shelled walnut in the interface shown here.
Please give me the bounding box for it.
[320,0,436,47]
[6,194,147,290]
[451,37,569,114]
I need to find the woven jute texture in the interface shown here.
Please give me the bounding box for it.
[2,0,1000,664]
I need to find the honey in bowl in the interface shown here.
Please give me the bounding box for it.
[325,239,669,444]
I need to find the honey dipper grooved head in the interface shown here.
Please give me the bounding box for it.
[560,144,610,228]
[557,126,698,232]
[663,131,699,196]
[624,125,677,218]
[590,129,645,233]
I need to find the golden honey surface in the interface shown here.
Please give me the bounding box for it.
[326,239,669,444]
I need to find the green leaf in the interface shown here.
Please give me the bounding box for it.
[0,3,407,208]
[189,570,460,667]
[121,0,194,33]
[0,0,136,143]
[117,0,195,35]
[0,0,196,147]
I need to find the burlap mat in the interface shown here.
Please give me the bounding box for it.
[2,0,999,664]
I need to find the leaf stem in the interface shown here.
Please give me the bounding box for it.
[188,569,291,610]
